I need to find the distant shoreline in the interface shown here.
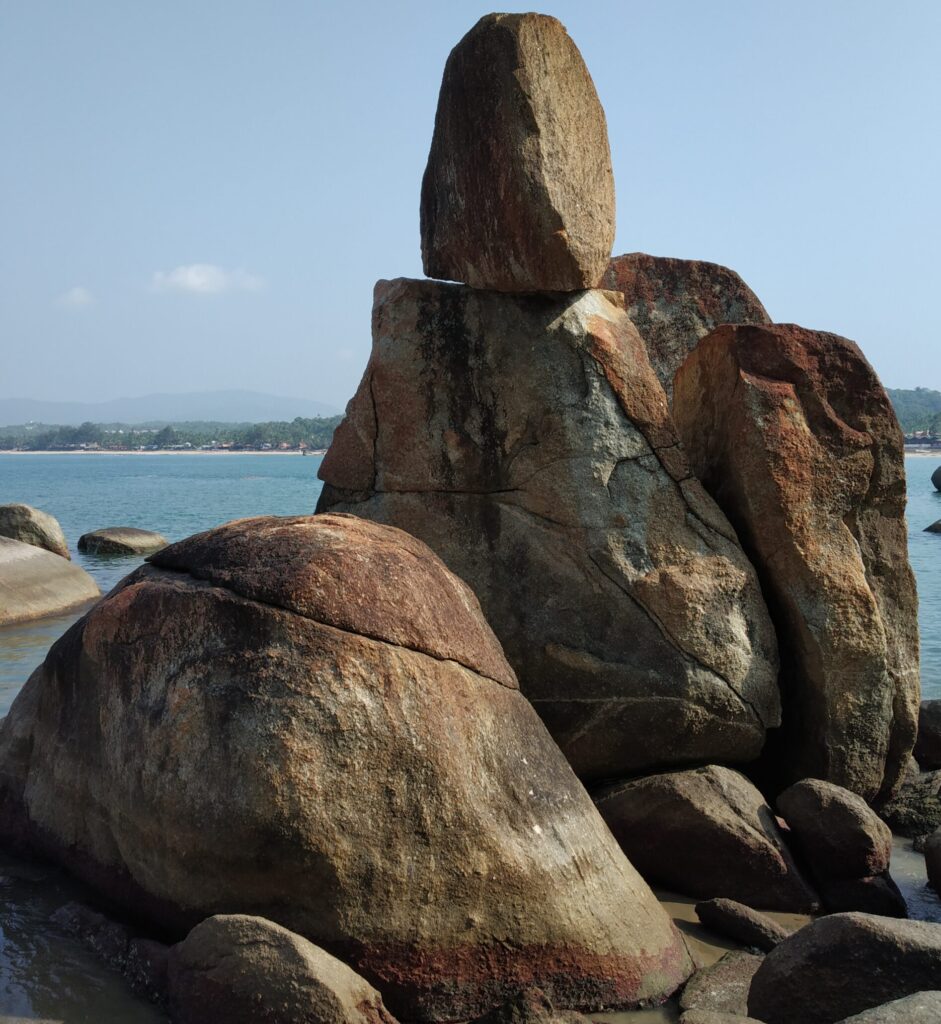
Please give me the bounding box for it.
[0,449,325,457]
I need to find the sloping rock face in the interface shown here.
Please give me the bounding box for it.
[420,14,615,292]
[0,503,70,558]
[673,323,919,803]
[747,913,941,1024]
[0,514,692,1019]
[593,766,818,912]
[168,915,398,1024]
[318,280,780,781]
[601,254,770,402]
[0,536,99,625]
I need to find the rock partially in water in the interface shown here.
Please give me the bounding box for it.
[679,950,763,1016]
[318,280,780,781]
[747,912,941,1023]
[168,915,397,1024]
[915,701,941,769]
[420,14,615,292]
[593,766,819,913]
[694,898,791,952]
[879,758,941,839]
[932,465,941,491]
[924,520,941,533]
[0,536,99,626]
[78,526,168,555]
[673,323,919,803]
[601,253,770,403]
[0,514,692,1019]
[0,504,70,559]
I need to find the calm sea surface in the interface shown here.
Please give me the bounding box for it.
[0,451,939,1020]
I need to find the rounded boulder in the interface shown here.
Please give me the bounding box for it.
[0,503,70,558]
[0,514,691,1019]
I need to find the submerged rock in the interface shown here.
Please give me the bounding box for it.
[168,915,397,1024]
[0,536,99,625]
[593,766,819,912]
[420,14,615,292]
[318,280,780,781]
[0,514,692,1019]
[673,323,919,803]
[0,503,70,559]
[78,527,168,555]
[601,253,770,403]
[747,912,941,1023]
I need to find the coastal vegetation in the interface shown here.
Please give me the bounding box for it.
[887,387,941,436]
[0,415,343,452]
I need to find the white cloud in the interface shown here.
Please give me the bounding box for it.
[56,286,94,308]
[151,263,265,295]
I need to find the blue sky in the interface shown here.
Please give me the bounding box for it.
[2,1,939,407]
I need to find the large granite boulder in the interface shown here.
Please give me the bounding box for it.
[168,915,397,1024]
[914,700,941,769]
[0,536,99,625]
[601,253,770,402]
[0,503,70,558]
[318,280,780,781]
[420,14,615,292]
[747,913,941,1023]
[78,526,168,555]
[593,766,819,912]
[0,514,692,1019]
[673,323,919,803]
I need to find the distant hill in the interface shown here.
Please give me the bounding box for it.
[0,390,341,427]
[887,388,941,434]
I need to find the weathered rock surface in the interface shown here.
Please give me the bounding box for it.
[835,992,941,1022]
[593,766,818,912]
[0,536,99,625]
[421,14,615,293]
[0,514,692,1019]
[78,526,168,555]
[673,323,920,803]
[694,898,790,952]
[168,915,397,1024]
[925,829,941,892]
[318,279,780,780]
[679,950,762,1016]
[877,758,941,838]
[0,503,70,558]
[914,700,941,769]
[778,779,893,878]
[747,912,941,1023]
[601,253,770,402]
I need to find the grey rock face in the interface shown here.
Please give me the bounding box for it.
[0,536,99,625]
[0,503,70,558]
[747,912,941,1024]
[318,279,780,781]
[593,766,819,912]
[420,14,615,292]
[835,992,941,1022]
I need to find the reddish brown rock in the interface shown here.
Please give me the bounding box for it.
[594,766,819,912]
[420,14,615,292]
[673,323,920,803]
[601,253,770,402]
[0,514,692,1019]
[318,280,780,781]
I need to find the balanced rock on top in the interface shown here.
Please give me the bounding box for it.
[421,13,615,292]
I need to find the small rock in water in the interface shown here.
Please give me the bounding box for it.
[78,526,168,555]
[421,13,615,291]
[925,520,941,533]
[694,898,791,952]
[932,465,941,491]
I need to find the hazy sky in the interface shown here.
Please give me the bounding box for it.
[2,1,939,407]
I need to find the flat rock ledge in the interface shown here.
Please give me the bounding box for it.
[78,527,169,555]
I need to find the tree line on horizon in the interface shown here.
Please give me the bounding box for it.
[0,416,344,451]
[0,389,938,451]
